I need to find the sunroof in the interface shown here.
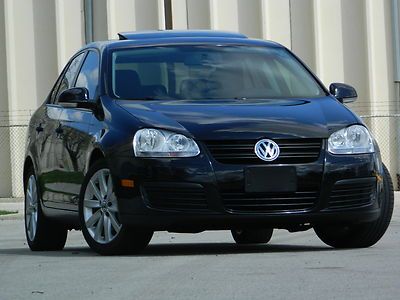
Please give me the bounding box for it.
[118,30,248,41]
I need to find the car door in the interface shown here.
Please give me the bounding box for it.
[54,50,100,210]
[34,104,62,208]
[41,52,86,209]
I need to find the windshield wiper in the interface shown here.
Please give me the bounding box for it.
[127,96,160,100]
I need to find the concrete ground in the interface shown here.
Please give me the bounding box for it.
[0,196,399,300]
[0,197,23,221]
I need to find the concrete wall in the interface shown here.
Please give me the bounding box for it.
[0,0,398,196]
[365,0,398,173]
[106,0,165,39]
[0,0,12,196]
[290,0,316,71]
[55,0,85,71]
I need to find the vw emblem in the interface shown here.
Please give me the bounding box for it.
[254,139,280,162]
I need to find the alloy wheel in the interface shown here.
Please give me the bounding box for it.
[25,175,38,241]
[83,169,121,244]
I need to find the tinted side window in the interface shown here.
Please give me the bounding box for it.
[75,51,100,99]
[49,72,65,103]
[55,52,85,101]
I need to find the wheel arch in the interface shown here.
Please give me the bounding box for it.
[88,148,106,171]
[23,156,35,187]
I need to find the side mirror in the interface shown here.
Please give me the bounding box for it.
[329,83,357,103]
[58,87,97,110]
[58,87,89,104]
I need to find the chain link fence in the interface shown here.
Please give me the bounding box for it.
[0,110,32,198]
[0,111,398,198]
[360,114,400,189]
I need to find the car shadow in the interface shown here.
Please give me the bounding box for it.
[138,242,333,257]
[0,242,341,257]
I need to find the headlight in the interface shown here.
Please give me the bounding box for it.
[328,125,374,154]
[133,128,200,157]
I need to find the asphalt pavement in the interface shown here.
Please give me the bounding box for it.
[0,197,399,300]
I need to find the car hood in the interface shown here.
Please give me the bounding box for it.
[116,97,359,140]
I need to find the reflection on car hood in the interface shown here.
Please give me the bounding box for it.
[116,97,358,140]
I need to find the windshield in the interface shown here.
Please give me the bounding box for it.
[111,45,325,100]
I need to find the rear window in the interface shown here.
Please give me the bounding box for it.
[110,45,325,100]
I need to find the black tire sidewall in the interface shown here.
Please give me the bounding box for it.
[79,159,153,255]
[79,160,121,253]
[24,167,40,249]
[314,164,394,248]
[24,166,67,251]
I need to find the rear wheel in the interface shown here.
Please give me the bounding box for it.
[231,228,273,244]
[24,167,67,251]
[79,160,153,255]
[314,164,394,248]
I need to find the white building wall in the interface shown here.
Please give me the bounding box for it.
[210,0,239,32]
[92,0,108,41]
[0,0,12,196]
[55,0,85,71]
[0,0,398,196]
[4,0,38,112]
[4,0,39,197]
[341,0,370,115]
[290,0,316,71]
[365,0,397,176]
[186,0,210,29]
[261,0,291,47]
[107,0,137,38]
[237,0,262,38]
[33,0,59,105]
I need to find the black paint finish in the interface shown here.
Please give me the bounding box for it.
[24,31,383,230]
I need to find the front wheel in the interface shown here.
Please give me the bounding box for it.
[79,160,153,255]
[314,164,394,248]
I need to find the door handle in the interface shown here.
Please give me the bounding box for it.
[35,124,43,133]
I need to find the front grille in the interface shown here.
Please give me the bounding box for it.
[204,139,322,164]
[142,183,208,211]
[328,178,376,209]
[221,190,318,213]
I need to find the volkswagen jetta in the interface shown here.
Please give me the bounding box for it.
[24,30,394,255]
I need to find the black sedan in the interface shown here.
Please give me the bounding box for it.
[24,30,393,255]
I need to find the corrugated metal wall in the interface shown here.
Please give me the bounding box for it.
[0,0,398,196]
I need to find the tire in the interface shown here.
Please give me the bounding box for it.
[231,228,273,244]
[314,164,394,248]
[24,166,67,251]
[79,160,153,255]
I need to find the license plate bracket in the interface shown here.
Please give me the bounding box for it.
[245,166,297,193]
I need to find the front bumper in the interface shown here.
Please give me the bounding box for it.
[109,146,383,231]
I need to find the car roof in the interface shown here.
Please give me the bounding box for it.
[83,30,284,52]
